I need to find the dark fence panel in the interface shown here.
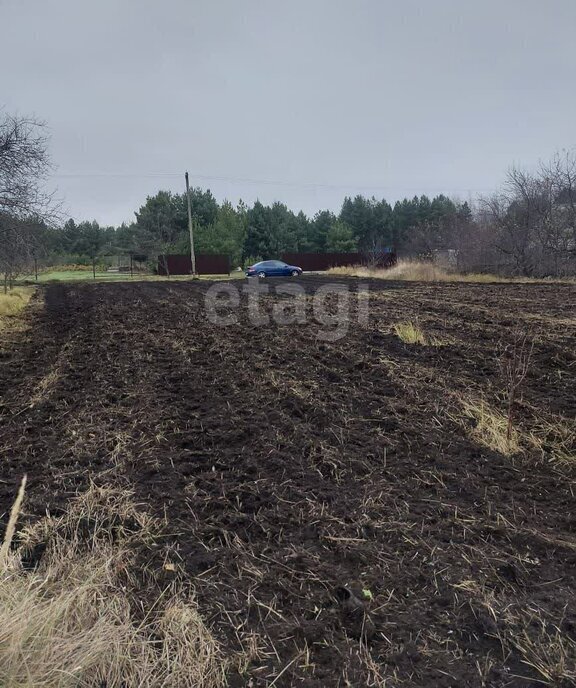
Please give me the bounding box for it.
[280,252,396,271]
[158,254,230,275]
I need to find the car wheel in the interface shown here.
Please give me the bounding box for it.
[258,271,266,279]
[291,270,299,277]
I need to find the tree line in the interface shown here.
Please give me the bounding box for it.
[1,112,575,285]
[51,190,471,270]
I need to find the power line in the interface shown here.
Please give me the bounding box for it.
[50,170,493,194]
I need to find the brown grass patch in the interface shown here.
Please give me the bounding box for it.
[393,321,427,345]
[0,287,34,318]
[0,481,226,688]
[458,398,519,456]
[327,260,576,283]
[393,321,444,346]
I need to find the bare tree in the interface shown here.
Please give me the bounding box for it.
[0,115,57,218]
[488,167,548,276]
[0,113,59,289]
[539,151,576,275]
[481,151,576,277]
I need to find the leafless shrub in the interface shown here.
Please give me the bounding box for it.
[499,331,534,450]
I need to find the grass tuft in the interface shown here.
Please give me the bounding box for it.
[393,321,443,346]
[460,398,519,456]
[393,321,427,345]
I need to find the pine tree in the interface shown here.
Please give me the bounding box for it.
[325,220,357,252]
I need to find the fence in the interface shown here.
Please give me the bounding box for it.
[280,252,396,271]
[157,254,230,276]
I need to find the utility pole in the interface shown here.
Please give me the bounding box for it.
[185,171,197,277]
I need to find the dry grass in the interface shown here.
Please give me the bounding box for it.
[393,321,444,346]
[327,260,576,283]
[462,580,576,686]
[17,482,160,550]
[0,287,34,318]
[508,621,576,685]
[393,321,427,345]
[29,366,62,406]
[0,476,27,567]
[455,394,576,465]
[459,398,519,456]
[0,482,226,688]
[530,418,576,466]
[29,338,74,406]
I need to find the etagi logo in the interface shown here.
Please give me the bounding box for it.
[204,281,370,341]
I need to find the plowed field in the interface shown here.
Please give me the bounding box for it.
[1,277,575,687]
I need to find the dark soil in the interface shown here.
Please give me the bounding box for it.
[1,276,576,687]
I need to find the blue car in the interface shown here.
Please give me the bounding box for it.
[246,260,303,278]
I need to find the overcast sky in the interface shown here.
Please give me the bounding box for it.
[2,0,575,226]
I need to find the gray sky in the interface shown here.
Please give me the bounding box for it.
[2,0,575,226]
